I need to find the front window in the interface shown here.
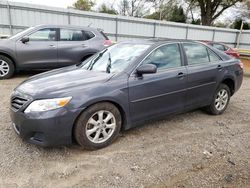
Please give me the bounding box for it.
[9,27,35,40]
[82,43,150,74]
[142,43,182,70]
[28,28,57,41]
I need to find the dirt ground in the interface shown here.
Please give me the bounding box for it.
[0,73,250,188]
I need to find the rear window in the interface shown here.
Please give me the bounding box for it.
[99,31,109,40]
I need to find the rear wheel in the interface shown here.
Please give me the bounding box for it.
[74,102,122,150]
[0,55,15,79]
[206,84,230,115]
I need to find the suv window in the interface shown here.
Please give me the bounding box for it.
[83,31,95,40]
[142,43,182,70]
[60,29,87,41]
[29,28,56,41]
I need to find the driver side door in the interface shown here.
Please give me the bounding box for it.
[128,43,188,124]
[16,28,58,69]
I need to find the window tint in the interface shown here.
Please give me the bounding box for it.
[183,43,210,65]
[142,43,181,70]
[213,43,225,51]
[83,31,95,40]
[60,29,86,41]
[208,49,221,62]
[184,43,221,65]
[29,28,56,41]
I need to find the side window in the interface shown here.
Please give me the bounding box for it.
[207,49,221,62]
[60,29,86,41]
[213,43,225,51]
[29,28,56,41]
[83,31,95,40]
[183,43,210,65]
[142,43,182,70]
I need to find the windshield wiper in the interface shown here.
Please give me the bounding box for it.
[87,49,108,70]
[106,52,112,73]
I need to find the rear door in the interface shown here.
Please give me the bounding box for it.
[128,43,188,123]
[182,42,222,109]
[57,28,95,66]
[16,28,58,69]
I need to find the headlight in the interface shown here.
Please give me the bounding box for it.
[24,97,72,113]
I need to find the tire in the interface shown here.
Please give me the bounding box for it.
[0,55,15,79]
[206,84,231,115]
[74,102,122,150]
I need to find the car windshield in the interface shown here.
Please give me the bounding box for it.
[82,43,150,74]
[9,27,35,40]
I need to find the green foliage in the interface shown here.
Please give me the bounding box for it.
[144,4,186,23]
[99,4,118,15]
[233,18,250,30]
[168,5,186,23]
[73,0,95,11]
[191,19,201,25]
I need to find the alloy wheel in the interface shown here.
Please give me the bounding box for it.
[0,60,10,77]
[214,89,229,111]
[85,110,116,144]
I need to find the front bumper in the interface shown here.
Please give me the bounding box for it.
[10,107,84,147]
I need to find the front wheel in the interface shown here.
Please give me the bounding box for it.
[74,102,122,150]
[206,84,231,115]
[0,55,15,79]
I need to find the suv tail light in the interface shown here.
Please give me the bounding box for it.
[103,40,113,47]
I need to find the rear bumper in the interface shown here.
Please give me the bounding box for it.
[10,107,84,147]
[235,69,243,93]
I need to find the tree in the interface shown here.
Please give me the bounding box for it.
[168,5,186,23]
[73,0,95,11]
[99,3,118,15]
[232,18,250,30]
[119,0,149,17]
[145,3,186,23]
[188,0,243,26]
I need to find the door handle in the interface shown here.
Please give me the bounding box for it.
[49,44,56,48]
[81,44,86,47]
[177,72,185,79]
[217,65,222,71]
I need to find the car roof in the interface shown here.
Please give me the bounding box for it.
[34,24,100,32]
[119,38,204,46]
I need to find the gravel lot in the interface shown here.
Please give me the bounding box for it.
[0,73,250,188]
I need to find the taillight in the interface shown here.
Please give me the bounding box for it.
[103,40,113,47]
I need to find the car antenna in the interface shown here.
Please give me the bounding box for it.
[88,23,92,27]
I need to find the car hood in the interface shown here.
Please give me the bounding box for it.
[16,66,114,96]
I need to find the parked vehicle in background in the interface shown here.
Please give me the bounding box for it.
[10,39,243,150]
[202,41,240,59]
[0,25,112,79]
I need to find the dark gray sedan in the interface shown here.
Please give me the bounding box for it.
[0,25,111,79]
[10,39,243,150]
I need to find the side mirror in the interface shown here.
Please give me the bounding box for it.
[21,36,29,43]
[136,64,157,76]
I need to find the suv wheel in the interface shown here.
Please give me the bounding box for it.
[74,102,122,150]
[207,84,231,115]
[0,55,15,79]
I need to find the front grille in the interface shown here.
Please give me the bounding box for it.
[11,96,28,111]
